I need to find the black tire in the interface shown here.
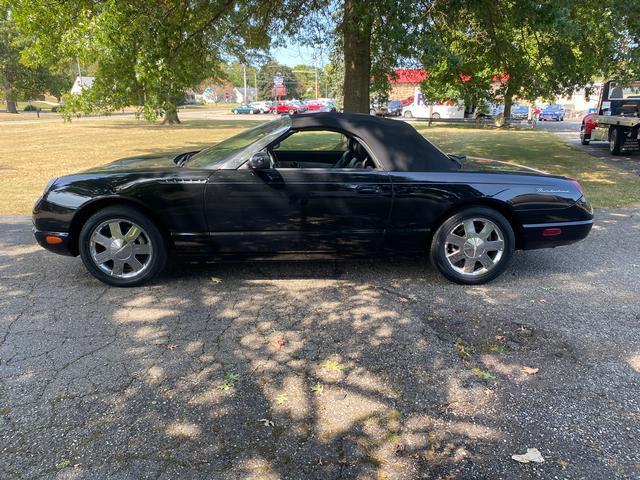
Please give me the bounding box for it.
[580,125,590,145]
[288,109,295,115]
[429,207,515,285]
[403,110,413,118]
[79,205,167,287]
[609,127,624,155]
[431,112,441,119]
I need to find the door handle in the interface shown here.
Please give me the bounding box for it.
[356,185,381,194]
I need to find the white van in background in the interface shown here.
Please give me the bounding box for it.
[401,87,465,119]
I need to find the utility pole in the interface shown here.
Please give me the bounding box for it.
[76,58,83,87]
[243,65,247,103]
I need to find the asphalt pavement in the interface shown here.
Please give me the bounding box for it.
[1,211,639,479]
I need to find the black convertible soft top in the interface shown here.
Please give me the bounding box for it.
[290,112,457,172]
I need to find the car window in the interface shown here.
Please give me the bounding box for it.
[275,131,348,152]
[187,117,291,169]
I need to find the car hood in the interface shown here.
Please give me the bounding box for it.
[82,152,183,173]
[460,156,550,175]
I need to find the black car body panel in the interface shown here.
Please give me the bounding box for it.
[33,113,593,261]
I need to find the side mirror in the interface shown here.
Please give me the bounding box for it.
[248,151,271,170]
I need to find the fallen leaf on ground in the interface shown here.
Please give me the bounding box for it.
[521,366,539,375]
[275,337,286,348]
[398,297,409,303]
[276,393,288,405]
[210,277,222,284]
[511,448,544,464]
[310,383,324,395]
[495,335,506,342]
[258,418,274,427]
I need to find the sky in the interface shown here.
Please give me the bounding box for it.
[272,43,327,68]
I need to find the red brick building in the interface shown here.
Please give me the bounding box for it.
[388,69,429,100]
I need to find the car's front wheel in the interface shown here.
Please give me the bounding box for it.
[79,206,167,287]
[429,207,515,285]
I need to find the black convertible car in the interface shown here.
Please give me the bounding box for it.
[33,112,593,286]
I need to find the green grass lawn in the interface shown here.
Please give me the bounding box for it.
[0,117,637,214]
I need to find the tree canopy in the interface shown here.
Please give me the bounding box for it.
[8,0,273,122]
[5,0,639,120]
[414,0,639,118]
[1,6,65,112]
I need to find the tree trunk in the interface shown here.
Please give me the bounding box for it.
[4,81,18,114]
[162,104,181,124]
[502,83,517,120]
[342,0,372,113]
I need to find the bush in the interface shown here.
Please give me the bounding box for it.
[23,104,37,112]
[51,106,59,112]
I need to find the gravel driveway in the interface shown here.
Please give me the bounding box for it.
[1,210,639,479]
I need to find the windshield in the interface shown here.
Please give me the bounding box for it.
[544,104,562,110]
[186,117,291,169]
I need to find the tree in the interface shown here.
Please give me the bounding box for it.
[336,0,419,113]
[9,0,271,123]
[0,6,50,113]
[292,64,318,99]
[414,0,632,119]
[256,59,299,100]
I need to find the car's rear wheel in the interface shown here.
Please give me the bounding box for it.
[403,110,413,118]
[609,127,624,155]
[79,206,167,287]
[431,112,441,119]
[429,207,515,285]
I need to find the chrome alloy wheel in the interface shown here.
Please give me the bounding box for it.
[89,219,153,279]
[443,218,505,277]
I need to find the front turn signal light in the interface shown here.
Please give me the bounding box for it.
[45,236,63,244]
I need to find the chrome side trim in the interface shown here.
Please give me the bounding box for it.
[522,220,593,229]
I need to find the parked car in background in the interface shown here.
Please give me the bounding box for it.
[510,104,530,120]
[305,100,336,113]
[539,104,565,121]
[402,88,465,119]
[231,103,260,115]
[252,101,274,114]
[275,100,308,115]
[474,102,503,119]
[370,100,403,117]
[386,100,403,117]
[305,100,326,111]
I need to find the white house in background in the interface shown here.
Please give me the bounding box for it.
[233,87,256,103]
[70,76,95,95]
